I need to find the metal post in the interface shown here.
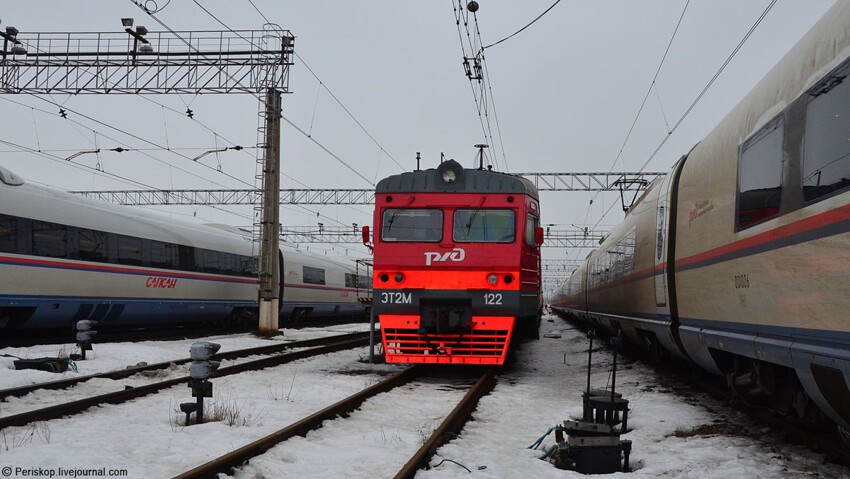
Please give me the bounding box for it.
[196,389,205,424]
[474,143,488,170]
[586,330,594,396]
[259,87,282,333]
[609,333,622,425]
[369,306,376,363]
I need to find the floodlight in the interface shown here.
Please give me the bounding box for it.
[121,18,134,27]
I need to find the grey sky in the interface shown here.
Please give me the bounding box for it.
[0,0,836,269]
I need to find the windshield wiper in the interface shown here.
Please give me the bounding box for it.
[464,198,487,237]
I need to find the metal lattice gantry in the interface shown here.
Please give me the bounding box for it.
[516,171,666,191]
[0,22,296,333]
[69,188,376,205]
[543,230,606,248]
[272,226,606,248]
[543,259,585,273]
[280,225,364,244]
[67,171,664,205]
[0,27,294,94]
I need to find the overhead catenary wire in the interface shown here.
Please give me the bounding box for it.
[23,95,243,189]
[567,0,690,266]
[294,52,406,172]
[181,0,387,237]
[3,7,371,255]
[452,1,508,171]
[482,0,563,51]
[480,55,509,171]
[4,94,365,235]
[181,0,400,178]
[132,0,377,231]
[136,0,369,190]
[1,96,237,189]
[586,0,780,234]
[8,27,256,192]
[0,137,161,191]
[135,94,373,231]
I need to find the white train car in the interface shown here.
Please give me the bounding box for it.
[279,244,371,319]
[554,2,850,436]
[0,165,368,331]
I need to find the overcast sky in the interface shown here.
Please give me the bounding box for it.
[0,0,837,271]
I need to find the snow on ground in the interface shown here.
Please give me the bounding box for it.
[0,322,373,390]
[0,317,847,478]
[418,315,846,479]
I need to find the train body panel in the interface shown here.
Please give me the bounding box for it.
[556,2,850,431]
[280,249,371,318]
[0,166,369,331]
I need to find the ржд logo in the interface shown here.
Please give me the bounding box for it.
[424,247,466,266]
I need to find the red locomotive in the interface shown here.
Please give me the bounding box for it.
[363,159,543,365]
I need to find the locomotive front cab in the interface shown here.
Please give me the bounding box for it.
[371,160,542,365]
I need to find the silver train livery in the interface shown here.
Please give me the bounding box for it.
[0,166,370,331]
[552,2,850,436]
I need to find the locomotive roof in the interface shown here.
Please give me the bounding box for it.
[376,160,539,200]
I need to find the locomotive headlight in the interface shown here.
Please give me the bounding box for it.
[441,168,457,183]
[437,160,463,185]
[487,273,498,285]
[394,273,405,283]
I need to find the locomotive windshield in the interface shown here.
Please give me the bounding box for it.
[453,209,515,243]
[381,208,443,242]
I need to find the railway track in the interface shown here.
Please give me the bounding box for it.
[0,316,369,348]
[0,324,254,349]
[0,332,371,430]
[172,367,500,479]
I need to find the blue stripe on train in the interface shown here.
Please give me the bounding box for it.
[1,295,365,329]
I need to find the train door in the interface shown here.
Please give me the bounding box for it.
[654,156,686,316]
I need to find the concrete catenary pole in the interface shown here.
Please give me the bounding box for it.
[258,87,282,333]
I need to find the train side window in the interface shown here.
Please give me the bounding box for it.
[345,273,372,289]
[32,220,67,258]
[803,63,850,203]
[197,249,221,274]
[117,235,143,266]
[381,209,443,242]
[524,214,539,246]
[303,266,325,285]
[178,245,195,271]
[0,214,17,253]
[220,253,235,275]
[453,209,515,242]
[78,228,107,262]
[736,118,784,230]
[237,255,256,277]
[150,241,178,269]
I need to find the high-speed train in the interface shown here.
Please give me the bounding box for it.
[552,2,850,435]
[0,165,370,331]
